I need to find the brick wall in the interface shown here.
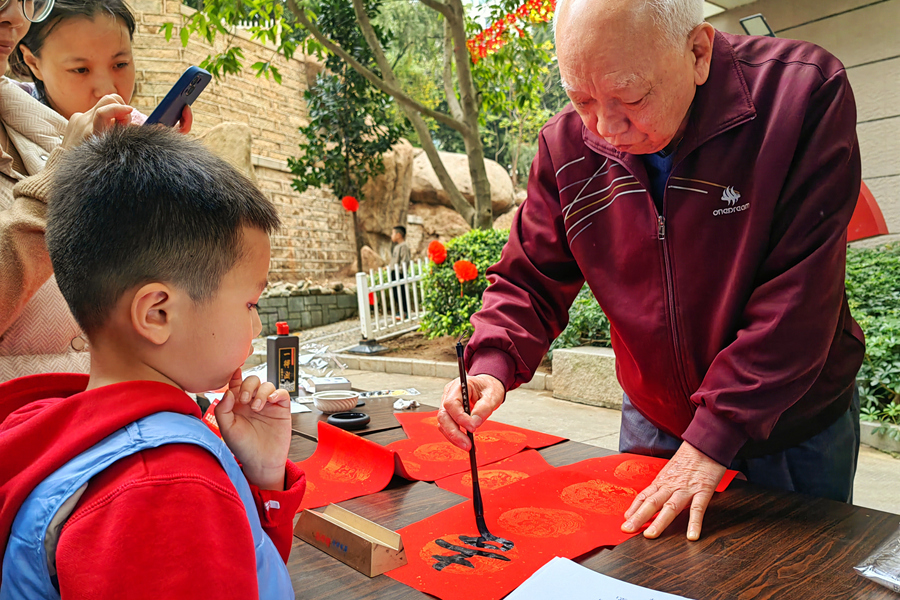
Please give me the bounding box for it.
[128,0,356,281]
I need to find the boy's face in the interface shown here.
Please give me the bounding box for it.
[391,230,402,243]
[170,227,270,393]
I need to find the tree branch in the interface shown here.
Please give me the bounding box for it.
[418,0,452,19]
[443,19,463,122]
[285,0,469,135]
[347,0,474,223]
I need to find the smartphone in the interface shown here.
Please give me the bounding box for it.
[144,66,211,127]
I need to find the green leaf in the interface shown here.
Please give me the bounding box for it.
[180,25,190,47]
[161,22,174,42]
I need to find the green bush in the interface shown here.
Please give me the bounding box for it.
[420,228,510,339]
[550,284,611,353]
[846,244,900,436]
[420,229,612,348]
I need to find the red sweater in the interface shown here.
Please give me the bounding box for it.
[467,32,865,465]
[0,374,305,599]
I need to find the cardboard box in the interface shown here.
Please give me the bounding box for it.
[310,377,352,392]
[294,504,407,577]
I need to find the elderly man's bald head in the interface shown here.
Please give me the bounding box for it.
[554,0,713,154]
[555,0,703,51]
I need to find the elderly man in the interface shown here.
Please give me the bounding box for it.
[438,0,864,541]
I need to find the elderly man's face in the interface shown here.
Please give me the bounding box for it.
[557,0,714,155]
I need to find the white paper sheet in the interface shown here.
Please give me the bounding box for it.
[290,400,311,413]
[507,557,693,600]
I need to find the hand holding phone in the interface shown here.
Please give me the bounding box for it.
[145,66,211,127]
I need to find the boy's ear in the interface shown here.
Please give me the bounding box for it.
[130,283,176,346]
[19,46,44,80]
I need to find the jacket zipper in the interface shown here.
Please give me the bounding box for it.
[657,203,694,401]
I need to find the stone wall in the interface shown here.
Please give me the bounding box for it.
[127,0,355,281]
[256,290,359,336]
[708,0,900,232]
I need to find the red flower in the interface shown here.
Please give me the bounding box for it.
[368,292,375,306]
[341,196,359,212]
[427,240,447,264]
[453,260,478,283]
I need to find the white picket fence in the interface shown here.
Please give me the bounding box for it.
[355,260,427,342]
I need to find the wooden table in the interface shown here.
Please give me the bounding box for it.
[286,429,900,599]
[290,398,436,441]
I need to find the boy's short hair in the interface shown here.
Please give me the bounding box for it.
[393,225,406,239]
[47,126,281,336]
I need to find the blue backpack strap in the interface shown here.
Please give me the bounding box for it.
[1,412,294,600]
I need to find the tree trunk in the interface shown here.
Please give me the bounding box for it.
[287,0,489,229]
[446,0,493,229]
[347,0,476,226]
[352,211,363,273]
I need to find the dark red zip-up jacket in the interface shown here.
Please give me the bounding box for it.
[467,31,865,466]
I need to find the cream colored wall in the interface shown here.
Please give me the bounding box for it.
[127,0,354,282]
[708,0,900,231]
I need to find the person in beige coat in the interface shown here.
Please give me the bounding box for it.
[0,0,89,380]
[0,76,83,380]
[0,0,195,380]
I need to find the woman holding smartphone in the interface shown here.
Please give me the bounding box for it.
[0,0,191,380]
[9,0,144,121]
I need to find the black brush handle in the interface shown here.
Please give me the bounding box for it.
[456,342,488,535]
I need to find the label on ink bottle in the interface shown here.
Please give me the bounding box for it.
[278,347,297,392]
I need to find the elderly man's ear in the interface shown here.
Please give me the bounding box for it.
[689,23,716,86]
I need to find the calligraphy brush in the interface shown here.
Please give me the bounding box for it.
[456,341,514,551]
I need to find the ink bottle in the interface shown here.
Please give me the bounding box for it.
[267,321,299,397]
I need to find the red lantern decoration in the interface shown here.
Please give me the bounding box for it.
[341,195,359,212]
[427,240,448,265]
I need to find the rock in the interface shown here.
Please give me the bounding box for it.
[406,203,471,256]
[493,204,519,230]
[410,151,515,217]
[358,138,415,260]
[515,189,527,205]
[199,122,256,182]
[332,282,344,292]
[360,245,385,273]
[551,346,623,409]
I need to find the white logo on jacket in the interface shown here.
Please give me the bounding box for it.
[713,186,749,216]
[721,186,741,206]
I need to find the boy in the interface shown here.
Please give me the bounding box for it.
[0,121,303,599]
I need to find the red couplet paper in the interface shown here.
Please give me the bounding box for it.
[389,432,525,482]
[394,411,566,450]
[434,450,553,498]
[294,421,396,511]
[388,412,566,482]
[387,453,735,600]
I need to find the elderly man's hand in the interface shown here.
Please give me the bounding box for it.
[621,441,726,541]
[437,374,506,451]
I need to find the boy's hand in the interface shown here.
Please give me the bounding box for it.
[215,368,292,491]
